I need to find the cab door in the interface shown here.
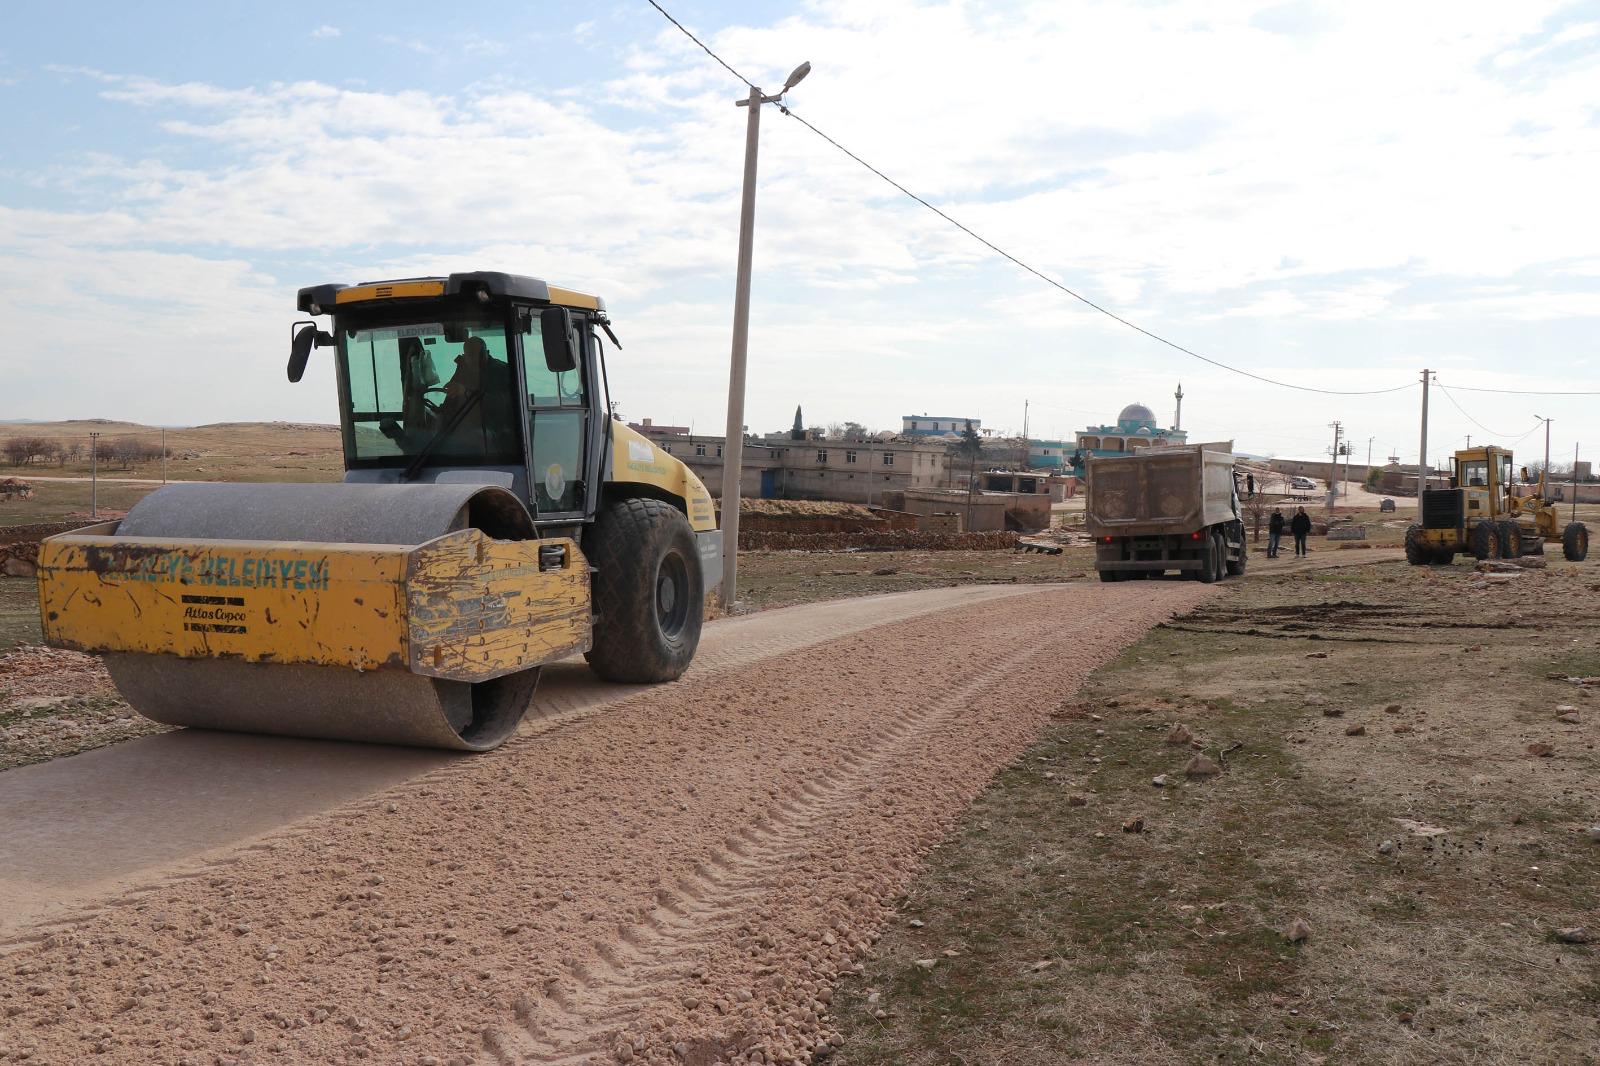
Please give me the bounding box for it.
[517,310,591,520]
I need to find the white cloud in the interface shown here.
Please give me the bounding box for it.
[6,1,1600,456]
[309,25,340,40]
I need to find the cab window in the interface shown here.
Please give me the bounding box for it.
[339,315,520,467]
[521,315,587,514]
[1460,460,1488,487]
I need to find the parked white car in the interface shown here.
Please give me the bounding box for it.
[1289,476,1317,490]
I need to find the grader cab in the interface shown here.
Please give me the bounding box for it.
[1405,444,1588,565]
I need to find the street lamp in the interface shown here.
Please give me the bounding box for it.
[719,60,810,610]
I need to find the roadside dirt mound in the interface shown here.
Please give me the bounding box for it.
[743,529,1021,551]
[0,583,1211,1066]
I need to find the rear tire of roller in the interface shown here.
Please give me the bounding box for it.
[585,498,704,683]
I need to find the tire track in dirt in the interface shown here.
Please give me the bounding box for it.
[0,584,1212,1066]
[500,635,1063,1064]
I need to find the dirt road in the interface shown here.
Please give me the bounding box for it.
[0,582,1210,1066]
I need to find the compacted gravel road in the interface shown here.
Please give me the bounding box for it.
[0,582,1211,1066]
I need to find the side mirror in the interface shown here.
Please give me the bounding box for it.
[1521,467,1530,482]
[287,322,333,383]
[540,306,578,373]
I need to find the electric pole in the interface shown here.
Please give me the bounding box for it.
[1328,420,1342,500]
[718,61,811,610]
[1532,416,1553,497]
[89,432,100,519]
[1417,369,1431,502]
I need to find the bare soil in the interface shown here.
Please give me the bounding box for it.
[0,583,1210,1066]
[832,555,1600,1065]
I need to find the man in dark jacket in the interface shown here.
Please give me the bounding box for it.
[1268,509,1285,558]
[1290,507,1312,556]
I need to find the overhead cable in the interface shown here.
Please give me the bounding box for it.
[1434,384,1537,441]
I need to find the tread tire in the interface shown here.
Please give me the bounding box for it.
[1469,521,1500,562]
[1197,530,1220,584]
[1225,526,1247,576]
[1498,520,1522,559]
[1098,568,1123,582]
[1563,522,1589,562]
[584,497,704,683]
[1404,524,1429,566]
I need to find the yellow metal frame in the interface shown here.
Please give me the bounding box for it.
[334,280,447,304]
[607,421,717,531]
[38,526,590,682]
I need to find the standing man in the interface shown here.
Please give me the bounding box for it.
[1268,508,1285,558]
[1291,506,1312,557]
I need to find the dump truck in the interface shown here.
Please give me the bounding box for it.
[36,271,720,750]
[1087,445,1246,583]
[1405,444,1588,564]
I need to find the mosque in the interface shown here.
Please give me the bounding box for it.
[1067,384,1187,473]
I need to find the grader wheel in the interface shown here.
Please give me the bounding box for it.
[1563,522,1589,562]
[1497,521,1523,559]
[585,497,705,683]
[1403,524,1429,566]
[1470,521,1501,561]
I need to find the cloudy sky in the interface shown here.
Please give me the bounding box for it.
[3,0,1599,463]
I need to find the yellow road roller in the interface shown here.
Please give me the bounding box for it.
[36,272,721,750]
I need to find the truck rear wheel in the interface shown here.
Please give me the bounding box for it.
[585,498,704,683]
[1097,568,1123,582]
[1563,522,1589,562]
[1196,530,1220,584]
[1469,521,1500,561]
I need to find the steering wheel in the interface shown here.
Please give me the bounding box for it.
[421,385,448,414]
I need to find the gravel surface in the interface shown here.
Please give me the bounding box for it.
[0,582,1210,1066]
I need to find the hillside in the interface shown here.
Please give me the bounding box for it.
[0,420,343,484]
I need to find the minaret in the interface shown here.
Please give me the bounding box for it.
[791,405,805,441]
[1173,383,1184,432]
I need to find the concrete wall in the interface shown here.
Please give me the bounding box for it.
[671,434,949,504]
[1266,458,1379,483]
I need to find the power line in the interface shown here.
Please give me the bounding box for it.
[1433,381,1600,396]
[643,1,1417,399]
[645,0,756,89]
[1433,384,1529,438]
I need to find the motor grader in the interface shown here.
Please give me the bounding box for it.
[1404,444,1588,565]
[36,271,721,750]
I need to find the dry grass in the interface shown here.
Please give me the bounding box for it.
[0,419,343,484]
[833,556,1600,1065]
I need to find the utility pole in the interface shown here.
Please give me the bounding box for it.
[1417,369,1431,502]
[161,426,168,484]
[89,432,100,519]
[1328,420,1342,499]
[1573,443,1580,523]
[1021,399,1029,470]
[1543,417,1552,500]
[1532,415,1553,498]
[718,61,811,610]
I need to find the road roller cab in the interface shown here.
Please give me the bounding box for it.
[36,272,721,750]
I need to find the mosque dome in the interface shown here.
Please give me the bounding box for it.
[1137,426,1153,435]
[1119,402,1156,424]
